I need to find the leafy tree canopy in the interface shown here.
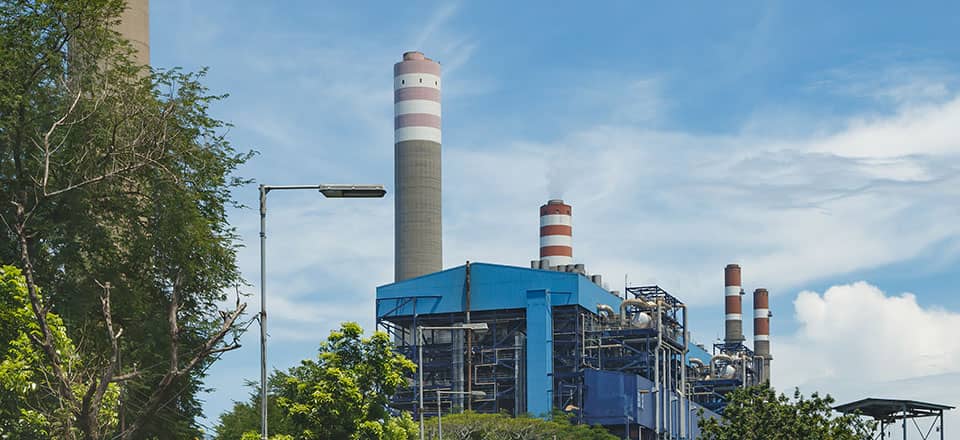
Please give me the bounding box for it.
[1,0,252,438]
[420,411,617,440]
[697,384,876,440]
[215,323,418,440]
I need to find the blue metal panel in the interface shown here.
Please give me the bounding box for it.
[583,369,719,437]
[376,263,621,318]
[583,369,641,426]
[525,289,553,417]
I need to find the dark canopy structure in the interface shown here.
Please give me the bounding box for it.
[834,398,954,440]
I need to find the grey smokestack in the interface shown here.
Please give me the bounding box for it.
[394,52,442,281]
[115,0,150,65]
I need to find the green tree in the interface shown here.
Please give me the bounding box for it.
[273,322,418,440]
[420,411,617,440]
[697,384,875,440]
[1,1,251,438]
[213,379,294,440]
[0,265,113,438]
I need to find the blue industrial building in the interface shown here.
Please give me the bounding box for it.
[376,262,756,439]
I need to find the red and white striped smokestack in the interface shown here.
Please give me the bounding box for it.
[539,200,572,268]
[724,264,745,344]
[754,288,772,382]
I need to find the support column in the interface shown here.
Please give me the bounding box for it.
[525,289,553,417]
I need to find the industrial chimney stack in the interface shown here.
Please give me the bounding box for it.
[115,0,150,66]
[753,288,772,383]
[539,200,573,268]
[724,264,745,344]
[394,52,442,281]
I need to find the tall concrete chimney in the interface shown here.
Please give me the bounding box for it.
[753,288,772,383]
[394,51,442,281]
[115,0,150,65]
[724,264,745,344]
[539,200,573,268]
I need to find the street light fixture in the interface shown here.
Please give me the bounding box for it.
[436,390,486,439]
[417,323,488,440]
[259,183,385,440]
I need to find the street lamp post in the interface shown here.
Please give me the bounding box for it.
[259,183,385,440]
[416,323,488,440]
[436,390,486,439]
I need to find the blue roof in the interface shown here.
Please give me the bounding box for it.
[376,262,622,318]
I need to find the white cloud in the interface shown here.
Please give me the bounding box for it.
[773,282,960,435]
[776,282,960,385]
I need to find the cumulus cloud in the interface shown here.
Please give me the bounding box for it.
[776,281,960,385]
[774,282,960,435]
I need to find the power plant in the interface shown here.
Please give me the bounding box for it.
[380,62,775,435]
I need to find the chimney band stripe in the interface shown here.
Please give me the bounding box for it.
[724,296,742,313]
[755,320,770,334]
[540,225,572,236]
[395,127,441,143]
[725,286,741,297]
[754,308,770,319]
[540,214,572,226]
[724,313,742,320]
[395,100,441,116]
[395,87,441,102]
[394,73,441,90]
[395,113,441,129]
[540,246,573,257]
[540,235,572,247]
[395,60,441,76]
[755,335,770,341]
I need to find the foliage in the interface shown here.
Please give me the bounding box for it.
[0,1,252,438]
[420,411,617,440]
[213,379,294,440]
[214,323,418,440]
[275,322,418,440]
[697,384,876,440]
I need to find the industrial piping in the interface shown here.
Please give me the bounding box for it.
[724,264,745,344]
[394,51,443,281]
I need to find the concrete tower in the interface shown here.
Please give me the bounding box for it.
[753,288,772,383]
[394,52,442,281]
[115,0,150,65]
[539,200,573,268]
[724,264,745,344]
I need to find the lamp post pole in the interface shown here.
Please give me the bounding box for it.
[259,183,385,440]
[259,185,268,440]
[416,323,488,440]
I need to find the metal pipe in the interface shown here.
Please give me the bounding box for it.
[596,303,616,321]
[418,327,425,440]
[654,300,663,435]
[681,304,688,439]
[619,298,655,325]
[465,261,472,411]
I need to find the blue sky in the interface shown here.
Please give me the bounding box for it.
[150,1,960,435]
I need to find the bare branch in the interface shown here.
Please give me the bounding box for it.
[13,200,79,425]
